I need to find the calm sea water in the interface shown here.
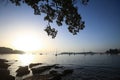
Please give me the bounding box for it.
[0,53,120,80]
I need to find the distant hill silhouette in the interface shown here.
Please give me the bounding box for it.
[0,47,24,54]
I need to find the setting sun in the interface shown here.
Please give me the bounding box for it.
[12,34,42,52]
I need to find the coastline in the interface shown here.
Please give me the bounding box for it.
[0,59,15,80]
[0,54,120,80]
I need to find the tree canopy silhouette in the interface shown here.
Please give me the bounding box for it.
[9,0,89,38]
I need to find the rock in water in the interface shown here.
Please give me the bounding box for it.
[29,63,42,68]
[0,59,15,80]
[16,66,30,76]
[0,59,10,69]
[31,65,56,75]
[62,69,73,76]
[49,70,58,75]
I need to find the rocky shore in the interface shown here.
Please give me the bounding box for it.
[14,63,74,80]
[24,64,73,80]
[1,58,120,80]
[16,63,120,80]
[0,59,15,80]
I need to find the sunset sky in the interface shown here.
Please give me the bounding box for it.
[0,0,120,53]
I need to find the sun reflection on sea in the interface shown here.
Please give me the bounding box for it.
[18,53,35,66]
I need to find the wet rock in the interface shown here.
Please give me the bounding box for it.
[62,69,73,76]
[49,70,58,75]
[0,59,8,62]
[0,63,10,69]
[16,66,30,76]
[0,74,15,80]
[24,74,52,80]
[48,70,63,80]
[0,68,15,80]
[31,65,56,75]
[7,75,15,80]
[0,59,10,69]
[48,74,62,80]
[0,59,15,80]
[29,63,42,68]
[0,69,9,75]
[54,65,64,69]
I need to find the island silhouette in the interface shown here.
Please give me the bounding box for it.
[0,47,24,54]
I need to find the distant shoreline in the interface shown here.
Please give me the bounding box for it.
[59,50,120,55]
[0,47,24,54]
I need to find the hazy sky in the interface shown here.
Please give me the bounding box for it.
[0,0,120,53]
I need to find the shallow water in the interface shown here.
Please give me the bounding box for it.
[0,53,120,80]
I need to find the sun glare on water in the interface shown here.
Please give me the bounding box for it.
[13,34,42,52]
[18,53,35,66]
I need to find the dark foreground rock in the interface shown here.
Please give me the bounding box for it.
[31,65,56,75]
[49,70,62,80]
[24,74,51,80]
[29,63,42,68]
[0,59,10,69]
[0,59,8,62]
[16,66,30,76]
[48,74,62,80]
[54,65,64,69]
[24,65,74,80]
[62,69,73,76]
[49,70,58,75]
[0,59,15,80]
[0,69,15,80]
[24,73,62,80]
[0,63,10,69]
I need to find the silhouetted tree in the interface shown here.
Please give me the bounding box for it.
[8,0,89,38]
